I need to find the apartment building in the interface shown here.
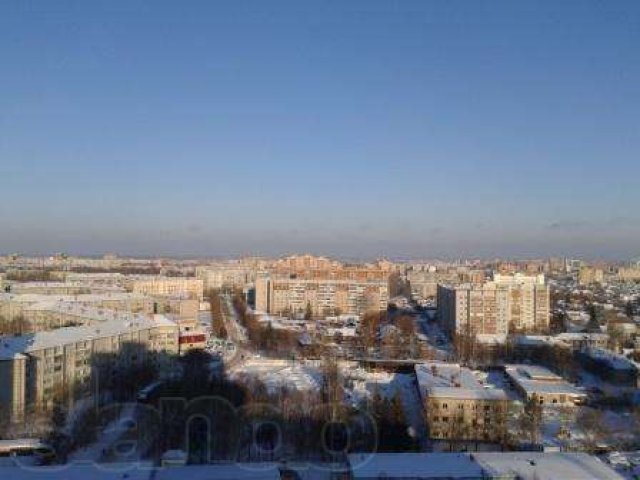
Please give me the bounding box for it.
[407,268,484,303]
[0,293,155,332]
[578,266,605,285]
[255,273,389,317]
[129,276,204,300]
[0,314,179,422]
[437,274,550,337]
[6,282,95,295]
[271,254,342,273]
[415,362,512,445]
[195,264,256,290]
[618,267,640,282]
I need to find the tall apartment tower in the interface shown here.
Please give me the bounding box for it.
[437,273,550,337]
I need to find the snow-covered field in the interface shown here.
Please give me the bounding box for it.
[343,369,428,448]
[229,358,323,394]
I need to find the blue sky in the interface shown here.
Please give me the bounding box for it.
[1,1,639,259]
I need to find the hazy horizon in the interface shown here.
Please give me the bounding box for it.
[2,1,639,259]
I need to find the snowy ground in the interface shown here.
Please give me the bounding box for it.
[343,369,428,450]
[417,318,453,361]
[68,403,138,464]
[577,368,638,400]
[229,358,323,394]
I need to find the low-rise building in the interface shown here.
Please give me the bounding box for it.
[504,364,586,407]
[347,452,623,479]
[415,362,512,445]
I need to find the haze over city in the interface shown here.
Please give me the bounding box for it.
[2,1,639,259]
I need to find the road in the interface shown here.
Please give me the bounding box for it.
[219,292,248,344]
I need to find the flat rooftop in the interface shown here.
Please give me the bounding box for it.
[415,362,509,401]
[504,364,586,397]
[348,452,485,479]
[473,452,623,480]
[0,314,176,360]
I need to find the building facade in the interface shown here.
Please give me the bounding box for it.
[415,363,512,445]
[255,273,389,317]
[195,265,256,291]
[437,274,550,337]
[0,315,179,422]
[130,277,204,300]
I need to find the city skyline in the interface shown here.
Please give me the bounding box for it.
[1,1,639,258]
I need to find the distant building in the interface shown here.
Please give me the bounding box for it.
[255,273,388,317]
[618,267,640,282]
[565,258,583,273]
[578,266,605,286]
[271,254,342,273]
[195,264,255,290]
[130,277,204,300]
[0,293,155,332]
[407,268,483,303]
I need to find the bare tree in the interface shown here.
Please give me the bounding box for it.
[518,394,543,446]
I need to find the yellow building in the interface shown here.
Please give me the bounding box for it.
[416,363,512,444]
[578,267,604,285]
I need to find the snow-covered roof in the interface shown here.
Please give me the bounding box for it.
[348,453,484,479]
[473,452,623,480]
[0,454,623,480]
[504,365,586,397]
[0,315,176,360]
[0,292,148,304]
[415,362,509,401]
[155,464,281,480]
[0,464,153,480]
[0,463,280,480]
